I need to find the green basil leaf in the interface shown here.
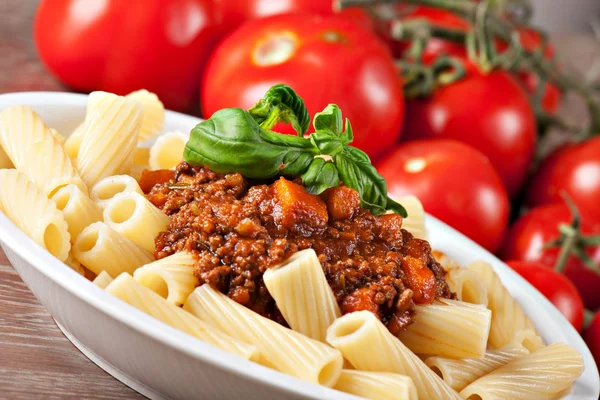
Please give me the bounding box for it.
[313,104,343,136]
[343,118,354,144]
[301,157,340,195]
[309,131,345,157]
[184,108,316,179]
[247,84,310,136]
[336,146,407,217]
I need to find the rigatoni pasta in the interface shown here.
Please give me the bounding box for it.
[126,90,164,141]
[184,285,343,387]
[425,344,530,391]
[149,131,187,170]
[0,106,87,196]
[133,252,198,306]
[93,271,114,289]
[263,249,341,342]
[106,274,258,361]
[444,266,488,306]
[90,175,143,210]
[64,123,84,160]
[333,370,417,400]
[468,261,542,349]
[326,311,462,400]
[460,343,584,399]
[395,195,428,240]
[397,298,492,359]
[0,169,70,261]
[51,184,103,241]
[72,222,153,277]
[103,191,170,253]
[76,91,142,187]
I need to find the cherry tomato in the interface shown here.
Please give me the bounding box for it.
[376,139,510,253]
[508,27,561,114]
[34,0,225,112]
[220,0,334,25]
[201,14,404,161]
[584,312,600,369]
[391,6,469,58]
[527,137,600,221]
[402,66,536,197]
[505,260,584,332]
[501,202,600,310]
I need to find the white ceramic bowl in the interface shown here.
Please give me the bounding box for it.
[0,92,598,400]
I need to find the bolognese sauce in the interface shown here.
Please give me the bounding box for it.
[146,162,454,335]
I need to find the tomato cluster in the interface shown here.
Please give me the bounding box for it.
[34,0,600,366]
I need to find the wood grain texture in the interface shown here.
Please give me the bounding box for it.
[0,0,598,399]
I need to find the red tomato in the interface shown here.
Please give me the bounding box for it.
[527,137,600,221]
[501,202,600,309]
[34,0,225,112]
[402,67,536,197]
[584,312,600,369]
[201,14,404,161]
[220,0,334,25]
[376,139,510,253]
[391,6,469,58]
[510,27,561,114]
[505,261,584,332]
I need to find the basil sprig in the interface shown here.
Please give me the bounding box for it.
[184,85,406,217]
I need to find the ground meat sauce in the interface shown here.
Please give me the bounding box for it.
[148,162,454,334]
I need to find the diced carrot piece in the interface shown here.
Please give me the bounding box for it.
[321,186,361,220]
[272,177,328,231]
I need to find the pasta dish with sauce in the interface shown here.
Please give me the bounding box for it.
[0,85,585,400]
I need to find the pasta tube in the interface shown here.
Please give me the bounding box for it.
[106,274,258,361]
[133,147,150,166]
[460,343,584,400]
[64,123,84,160]
[77,91,142,187]
[425,344,530,391]
[51,184,103,241]
[103,191,170,253]
[93,271,114,289]
[0,170,70,261]
[263,249,341,342]
[149,131,187,170]
[326,311,461,399]
[396,195,428,240]
[126,89,164,141]
[512,328,545,353]
[0,106,87,196]
[64,252,85,276]
[333,370,417,400]
[184,285,343,387]
[49,128,65,145]
[468,261,542,349]
[133,252,198,306]
[72,222,153,277]
[445,267,488,306]
[397,299,491,359]
[90,175,143,210]
[128,164,147,181]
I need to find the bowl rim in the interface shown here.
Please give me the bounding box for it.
[0,91,598,399]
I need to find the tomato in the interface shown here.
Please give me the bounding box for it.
[501,202,600,309]
[584,312,600,369]
[376,139,510,253]
[402,66,536,197]
[527,137,600,221]
[391,6,469,58]
[511,27,561,114]
[201,14,404,161]
[34,0,225,112]
[220,0,334,25]
[505,261,584,332]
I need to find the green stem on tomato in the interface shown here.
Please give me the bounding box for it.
[337,0,600,137]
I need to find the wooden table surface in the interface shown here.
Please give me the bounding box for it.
[1,1,599,399]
